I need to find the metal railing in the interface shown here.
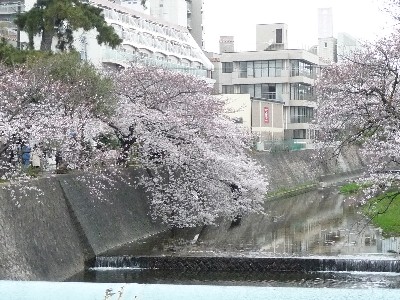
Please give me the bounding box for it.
[0,3,24,14]
[102,49,208,77]
[256,140,307,152]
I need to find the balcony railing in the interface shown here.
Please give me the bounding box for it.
[256,139,307,152]
[0,3,24,14]
[103,49,208,77]
[261,92,276,100]
[291,68,316,79]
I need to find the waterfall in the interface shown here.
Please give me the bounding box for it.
[94,256,400,273]
[94,256,142,269]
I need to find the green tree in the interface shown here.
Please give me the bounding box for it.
[14,0,122,51]
[30,51,115,116]
[0,37,50,66]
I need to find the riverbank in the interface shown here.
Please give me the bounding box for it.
[0,147,365,281]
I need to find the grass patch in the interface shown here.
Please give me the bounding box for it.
[339,182,371,195]
[267,182,317,199]
[364,191,400,236]
[26,166,41,177]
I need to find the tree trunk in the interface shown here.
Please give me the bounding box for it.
[40,28,54,51]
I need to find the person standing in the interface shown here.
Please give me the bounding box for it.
[21,144,31,167]
[30,145,41,168]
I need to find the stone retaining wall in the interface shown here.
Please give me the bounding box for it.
[0,171,165,281]
[0,148,364,281]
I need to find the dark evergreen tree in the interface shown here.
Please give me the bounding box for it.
[14,0,122,51]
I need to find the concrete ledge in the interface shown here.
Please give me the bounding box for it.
[94,256,400,273]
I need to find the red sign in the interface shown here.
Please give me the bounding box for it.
[264,107,269,124]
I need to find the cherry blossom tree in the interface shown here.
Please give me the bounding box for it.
[316,31,400,199]
[0,53,113,178]
[0,55,268,228]
[0,64,61,177]
[103,65,268,227]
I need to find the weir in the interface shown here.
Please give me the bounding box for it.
[93,256,400,273]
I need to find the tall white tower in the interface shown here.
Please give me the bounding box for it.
[318,8,337,64]
[187,0,204,49]
[318,8,333,38]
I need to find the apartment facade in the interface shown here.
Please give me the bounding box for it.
[0,0,213,77]
[0,0,30,48]
[127,0,204,49]
[81,0,212,76]
[210,24,319,149]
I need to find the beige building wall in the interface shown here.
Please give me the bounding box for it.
[222,94,252,130]
[252,100,284,141]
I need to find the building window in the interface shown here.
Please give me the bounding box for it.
[293,129,307,139]
[239,62,247,78]
[276,28,283,44]
[324,42,328,47]
[291,60,314,78]
[290,83,314,100]
[253,60,283,77]
[247,61,254,78]
[222,62,233,73]
[290,106,314,123]
[222,85,234,94]
[261,84,276,100]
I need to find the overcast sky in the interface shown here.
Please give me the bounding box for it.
[202,0,396,53]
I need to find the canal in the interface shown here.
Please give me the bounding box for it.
[68,186,400,290]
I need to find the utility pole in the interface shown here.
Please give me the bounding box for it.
[16,1,21,50]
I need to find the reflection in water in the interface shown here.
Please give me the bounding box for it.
[72,187,400,287]
[186,188,398,257]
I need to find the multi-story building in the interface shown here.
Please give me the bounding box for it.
[125,0,204,49]
[209,24,319,150]
[79,0,212,76]
[186,0,204,49]
[0,1,27,48]
[0,0,213,77]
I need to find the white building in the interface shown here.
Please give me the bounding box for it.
[79,0,212,76]
[127,0,204,49]
[318,37,337,65]
[148,0,187,27]
[0,0,213,77]
[317,8,337,65]
[187,0,204,49]
[209,24,319,150]
[256,23,288,51]
[337,32,360,62]
[318,8,333,39]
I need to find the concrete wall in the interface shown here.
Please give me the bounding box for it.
[254,146,364,190]
[0,171,166,281]
[0,148,364,281]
